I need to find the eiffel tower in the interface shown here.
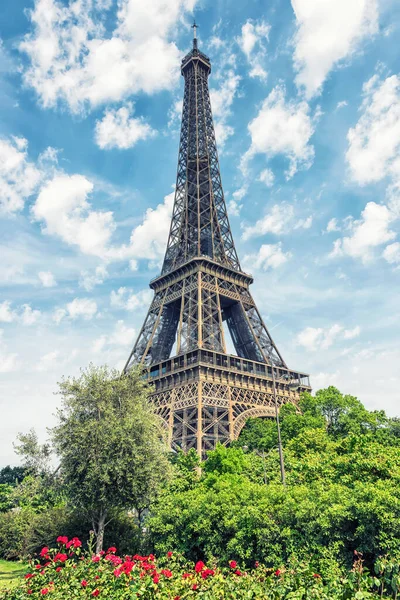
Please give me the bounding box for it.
[124,25,311,456]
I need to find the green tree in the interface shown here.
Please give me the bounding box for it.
[0,466,26,485]
[51,364,170,553]
[13,429,52,475]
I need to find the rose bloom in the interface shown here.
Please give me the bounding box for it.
[192,584,198,590]
[54,553,68,563]
[25,574,34,580]
[195,561,205,573]
[40,547,49,557]
[153,574,160,584]
[107,547,117,554]
[92,590,100,597]
[275,569,281,576]
[161,569,172,578]
[81,580,88,587]
[57,536,68,545]
[92,556,100,563]
[40,589,49,596]
[229,560,237,569]
[56,567,62,573]
[167,551,173,558]
[182,573,191,579]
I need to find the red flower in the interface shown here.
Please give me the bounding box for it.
[40,589,49,596]
[274,569,281,576]
[81,580,88,587]
[167,551,173,558]
[66,537,81,549]
[174,597,180,600]
[182,573,191,579]
[54,553,67,563]
[92,556,100,563]
[234,569,243,576]
[229,560,237,569]
[56,536,68,545]
[35,565,42,570]
[195,561,205,573]
[40,547,49,557]
[92,590,100,597]
[27,590,32,595]
[255,561,259,568]
[201,568,215,579]
[153,574,160,584]
[192,584,198,590]
[161,569,172,578]
[313,573,321,578]
[95,576,100,580]
[107,547,117,554]
[25,574,34,579]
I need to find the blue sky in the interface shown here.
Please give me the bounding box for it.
[0,0,399,465]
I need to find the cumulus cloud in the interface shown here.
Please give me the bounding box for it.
[79,265,108,291]
[38,271,56,287]
[346,74,400,185]
[326,217,340,232]
[0,301,41,326]
[95,103,155,150]
[20,0,198,113]
[32,173,116,258]
[237,19,270,81]
[54,298,98,322]
[110,287,152,311]
[383,242,400,265]
[258,168,274,187]
[0,137,41,213]
[243,243,291,271]
[330,202,396,262]
[291,0,378,98]
[210,71,240,149]
[296,323,361,351]
[243,85,317,179]
[93,320,136,353]
[242,203,313,241]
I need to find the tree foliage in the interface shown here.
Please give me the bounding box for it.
[50,364,171,552]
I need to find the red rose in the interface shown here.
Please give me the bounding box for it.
[229,560,237,569]
[40,547,49,557]
[174,597,180,600]
[275,569,281,576]
[55,567,62,573]
[107,547,117,554]
[35,565,42,570]
[201,568,215,579]
[192,584,198,590]
[54,553,67,563]
[56,536,68,545]
[25,574,34,580]
[81,580,88,587]
[182,573,191,579]
[40,589,49,596]
[255,561,259,568]
[195,561,205,573]
[27,590,32,595]
[92,556,100,563]
[92,590,100,597]
[153,574,160,584]
[313,573,321,578]
[167,551,173,558]
[161,569,172,578]
[234,569,242,576]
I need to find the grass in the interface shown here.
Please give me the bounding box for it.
[0,560,27,591]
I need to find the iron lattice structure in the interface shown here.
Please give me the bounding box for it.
[124,34,311,456]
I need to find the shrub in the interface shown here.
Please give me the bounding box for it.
[0,536,399,599]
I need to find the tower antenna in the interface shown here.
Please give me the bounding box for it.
[191,19,198,49]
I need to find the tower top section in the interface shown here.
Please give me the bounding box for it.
[181,21,211,75]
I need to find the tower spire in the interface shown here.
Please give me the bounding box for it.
[124,35,311,457]
[192,20,198,50]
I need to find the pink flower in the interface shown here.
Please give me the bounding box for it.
[92,556,100,563]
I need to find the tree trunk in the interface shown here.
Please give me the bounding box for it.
[95,510,107,554]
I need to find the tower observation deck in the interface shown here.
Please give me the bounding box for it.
[124,27,311,456]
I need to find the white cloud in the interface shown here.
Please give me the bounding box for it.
[20,0,197,114]
[237,19,270,81]
[258,168,274,187]
[32,173,116,258]
[110,287,152,311]
[36,350,60,372]
[0,330,18,373]
[291,0,378,98]
[294,215,313,229]
[242,203,294,240]
[243,85,316,179]
[326,217,340,232]
[0,301,41,325]
[296,323,361,351]
[336,100,348,110]
[93,320,136,353]
[66,298,97,320]
[95,103,155,150]
[79,265,108,291]
[346,74,400,185]
[124,191,174,262]
[210,71,240,149]
[38,271,56,287]
[243,243,291,271]
[0,137,41,213]
[383,242,400,264]
[228,186,247,217]
[330,202,396,262]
